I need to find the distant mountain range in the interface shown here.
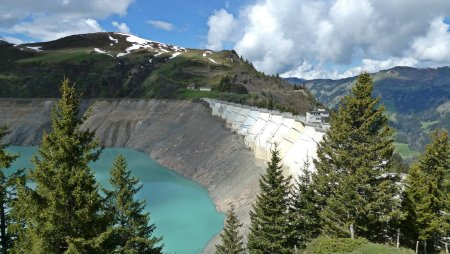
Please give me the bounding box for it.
[286,66,450,159]
[0,32,317,114]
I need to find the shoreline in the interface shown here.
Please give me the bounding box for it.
[0,98,266,253]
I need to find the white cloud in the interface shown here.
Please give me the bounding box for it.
[112,21,131,34]
[411,18,450,63]
[206,9,237,50]
[147,20,174,31]
[0,0,134,41]
[2,36,24,44]
[12,16,103,41]
[206,0,450,79]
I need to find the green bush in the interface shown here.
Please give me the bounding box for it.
[303,236,368,254]
[303,237,414,254]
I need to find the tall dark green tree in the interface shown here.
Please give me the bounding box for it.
[0,126,25,254]
[215,204,245,254]
[287,157,321,250]
[313,72,403,242]
[12,79,110,253]
[106,154,162,254]
[247,148,291,254]
[403,129,450,251]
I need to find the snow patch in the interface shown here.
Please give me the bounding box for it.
[108,36,118,44]
[94,48,107,54]
[114,32,188,57]
[94,48,112,57]
[115,33,158,45]
[172,46,185,52]
[170,52,182,59]
[203,50,213,57]
[154,52,163,57]
[209,58,218,64]
[26,46,42,52]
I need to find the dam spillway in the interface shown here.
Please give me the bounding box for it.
[203,99,325,176]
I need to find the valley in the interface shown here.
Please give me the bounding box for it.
[286,66,450,160]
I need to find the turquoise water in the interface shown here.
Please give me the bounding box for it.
[6,146,224,254]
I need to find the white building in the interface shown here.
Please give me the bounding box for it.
[306,108,329,124]
[199,87,212,91]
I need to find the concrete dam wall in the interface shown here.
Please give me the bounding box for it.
[204,99,325,176]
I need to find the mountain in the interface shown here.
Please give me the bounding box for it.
[286,66,450,159]
[0,36,10,46]
[0,32,317,114]
[284,77,306,85]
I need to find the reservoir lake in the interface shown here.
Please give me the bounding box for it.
[6,146,225,254]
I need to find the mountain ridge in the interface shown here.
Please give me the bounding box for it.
[285,66,450,157]
[0,32,318,114]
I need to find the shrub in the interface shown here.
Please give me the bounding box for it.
[303,236,368,254]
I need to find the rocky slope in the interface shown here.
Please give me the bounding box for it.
[0,99,266,253]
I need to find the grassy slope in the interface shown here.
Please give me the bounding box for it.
[394,142,421,159]
[349,243,413,254]
[0,32,318,114]
[303,237,414,254]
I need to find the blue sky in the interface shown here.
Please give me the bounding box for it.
[1,0,450,79]
[1,0,241,49]
[100,0,234,48]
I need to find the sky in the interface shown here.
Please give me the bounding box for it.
[1,0,450,80]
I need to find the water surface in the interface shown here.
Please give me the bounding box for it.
[7,146,224,254]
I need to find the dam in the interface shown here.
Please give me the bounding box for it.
[203,99,325,176]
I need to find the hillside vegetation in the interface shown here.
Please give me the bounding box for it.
[303,237,413,254]
[0,32,318,114]
[287,67,450,156]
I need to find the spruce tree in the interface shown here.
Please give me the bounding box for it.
[313,72,402,242]
[288,157,321,250]
[0,126,25,254]
[247,147,291,254]
[215,204,245,254]
[403,129,450,251]
[106,154,162,254]
[12,79,110,253]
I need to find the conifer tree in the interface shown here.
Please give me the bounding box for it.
[247,147,291,254]
[12,79,110,253]
[106,154,162,254]
[403,129,450,251]
[0,126,25,254]
[287,157,320,250]
[313,72,402,242]
[215,204,245,254]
